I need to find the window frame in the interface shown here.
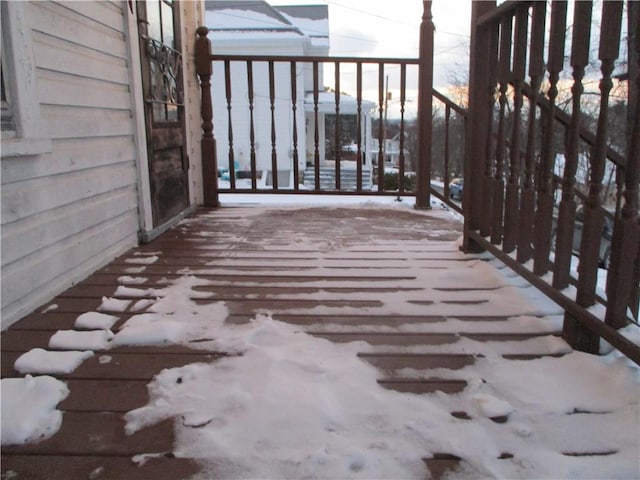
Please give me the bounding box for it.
[1,1,52,157]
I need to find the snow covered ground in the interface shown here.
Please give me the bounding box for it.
[2,195,638,479]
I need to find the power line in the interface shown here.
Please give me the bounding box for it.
[324,0,470,39]
[209,5,469,52]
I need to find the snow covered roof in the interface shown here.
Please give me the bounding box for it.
[205,1,329,51]
[275,5,329,49]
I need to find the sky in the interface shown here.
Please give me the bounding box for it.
[269,0,473,117]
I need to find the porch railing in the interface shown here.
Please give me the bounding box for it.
[194,2,465,211]
[194,0,639,364]
[465,0,639,363]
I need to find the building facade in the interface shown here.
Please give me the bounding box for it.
[1,1,205,327]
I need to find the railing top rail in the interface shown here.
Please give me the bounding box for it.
[476,0,532,27]
[433,88,467,116]
[210,53,420,65]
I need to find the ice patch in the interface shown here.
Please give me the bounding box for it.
[124,266,146,274]
[41,304,58,313]
[125,256,159,265]
[75,312,119,330]
[1,375,69,445]
[115,286,156,298]
[469,393,513,418]
[99,355,113,364]
[131,299,156,312]
[98,297,131,313]
[14,349,93,375]
[49,330,114,351]
[112,314,188,346]
[117,276,149,285]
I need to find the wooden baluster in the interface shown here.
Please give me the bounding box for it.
[334,61,341,190]
[534,0,567,276]
[291,61,299,191]
[606,1,640,327]
[480,24,499,238]
[503,5,528,253]
[313,61,320,191]
[491,16,513,245]
[518,2,546,263]
[378,63,385,192]
[558,1,594,350]
[399,63,407,194]
[576,0,623,308]
[247,60,257,190]
[269,61,278,190]
[224,59,236,190]
[356,62,363,191]
[553,1,592,291]
[444,104,451,199]
[629,0,640,322]
[195,26,218,207]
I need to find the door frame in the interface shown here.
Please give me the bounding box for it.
[125,0,198,243]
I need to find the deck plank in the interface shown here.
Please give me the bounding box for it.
[1,205,569,479]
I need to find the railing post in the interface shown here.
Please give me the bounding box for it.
[415,0,434,209]
[195,26,219,207]
[464,0,495,251]
[606,1,640,327]
[558,3,595,353]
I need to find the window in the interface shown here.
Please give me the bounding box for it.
[1,22,16,134]
[1,1,51,157]
[141,0,182,123]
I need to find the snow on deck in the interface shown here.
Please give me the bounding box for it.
[1,198,638,479]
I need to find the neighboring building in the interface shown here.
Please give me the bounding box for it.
[205,0,375,189]
[1,1,205,327]
[372,132,409,170]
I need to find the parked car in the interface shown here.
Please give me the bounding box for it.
[449,178,463,201]
[552,205,614,269]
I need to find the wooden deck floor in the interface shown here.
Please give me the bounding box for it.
[1,205,570,478]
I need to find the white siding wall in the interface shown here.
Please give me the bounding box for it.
[1,1,140,328]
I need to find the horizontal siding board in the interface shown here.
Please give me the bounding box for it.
[1,137,137,185]
[2,188,139,267]
[1,1,144,329]
[54,0,125,33]
[41,105,134,139]
[1,216,139,328]
[2,163,138,224]
[37,69,133,110]
[29,2,127,60]
[33,31,129,85]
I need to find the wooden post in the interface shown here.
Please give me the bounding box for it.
[195,26,218,207]
[560,2,596,352]
[464,1,495,251]
[415,0,434,209]
[606,1,640,327]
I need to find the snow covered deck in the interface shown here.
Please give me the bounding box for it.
[2,200,639,479]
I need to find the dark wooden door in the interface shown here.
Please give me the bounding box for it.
[137,0,189,227]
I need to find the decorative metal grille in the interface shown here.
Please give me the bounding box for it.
[144,37,183,106]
